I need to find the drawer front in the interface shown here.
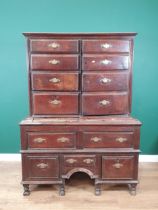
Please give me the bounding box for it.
[28,132,76,149]
[30,39,79,53]
[102,156,135,179]
[23,155,59,180]
[82,55,129,70]
[32,73,79,91]
[82,93,128,115]
[31,54,79,70]
[82,40,130,53]
[33,93,79,115]
[82,72,128,91]
[83,132,134,148]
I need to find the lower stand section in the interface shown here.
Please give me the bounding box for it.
[23,184,30,196]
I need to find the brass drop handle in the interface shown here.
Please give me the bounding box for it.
[101,43,112,49]
[115,137,127,143]
[49,99,61,105]
[101,59,112,65]
[91,136,102,142]
[36,163,48,169]
[100,77,111,84]
[66,158,77,164]
[57,137,70,143]
[49,78,61,83]
[99,99,110,106]
[49,59,60,65]
[83,158,94,164]
[33,137,46,143]
[48,42,60,48]
[113,162,123,169]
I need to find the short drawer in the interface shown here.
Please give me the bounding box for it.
[82,93,129,115]
[82,40,130,53]
[33,93,79,115]
[30,39,79,53]
[22,155,59,180]
[28,132,76,149]
[82,132,134,148]
[102,155,135,179]
[31,54,79,70]
[82,72,128,91]
[82,55,129,70]
[32,72,79,91]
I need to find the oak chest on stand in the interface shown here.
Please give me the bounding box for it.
[20,33,141,196]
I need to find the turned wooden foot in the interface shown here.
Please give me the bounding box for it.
[128,184,137,196]
[59,180,65,196]
[23,184,30,196]
[95,184,101,196]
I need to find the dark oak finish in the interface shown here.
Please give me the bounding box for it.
[20,33,141,196]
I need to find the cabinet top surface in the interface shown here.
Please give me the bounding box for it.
[20,116,141,126]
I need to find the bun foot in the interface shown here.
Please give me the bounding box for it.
[128,184,137,196]
[95,184,101,196]
[23,184,30,196]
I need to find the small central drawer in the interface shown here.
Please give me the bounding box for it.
[32,72,79,91]
[82,131,134,148]
[82,55,129,71]
[30,39,79,53]
[28,132,76,149]
[82,40,130,53]
[82,93,129,115]
[33,93,79,115]
[82,72,128,91]
[31,54,79,70]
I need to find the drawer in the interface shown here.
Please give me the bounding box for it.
[33,93,79,115]
[32,72,79,91]
[31,54,79,70]
[82,40,130,53]
[28,132,76,149]
[82,55,129,70]
[83,132,134,148]
[102,155,135,179]
[82,93,128,115]
[22,155,59,180]
[82,72,128,91]
[30,39,79,53]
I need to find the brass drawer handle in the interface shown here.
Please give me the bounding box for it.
[100,77,111,84]
[49,78,61,83]
[66,158,77,164]
[83,158,94,164]
[33,137,46,143]
[49,59,60,65]
[101,43,112,49]
[99,99,110,106]
[116,137,127,143]
[91,136,102,142]
[57,137,70,143]
[113,162,123,169]
[48,42,60,48]
[101,59,112,65]
[36,163,48,169]
[49,99,61,105]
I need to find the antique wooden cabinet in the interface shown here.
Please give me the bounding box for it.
[20,33,141,196]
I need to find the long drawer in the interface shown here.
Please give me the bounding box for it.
[33,92,79,115]
[32,72,79,91]
[82,92,129,115]
[31,54,79,70]
[82,131,134,148]
[82,72,128,91]
[28,132,76,149]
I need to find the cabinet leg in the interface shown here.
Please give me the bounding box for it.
[23,184,30,196]
[95,184,101,196]
[59,180,65,196]
[128,184,137,196]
